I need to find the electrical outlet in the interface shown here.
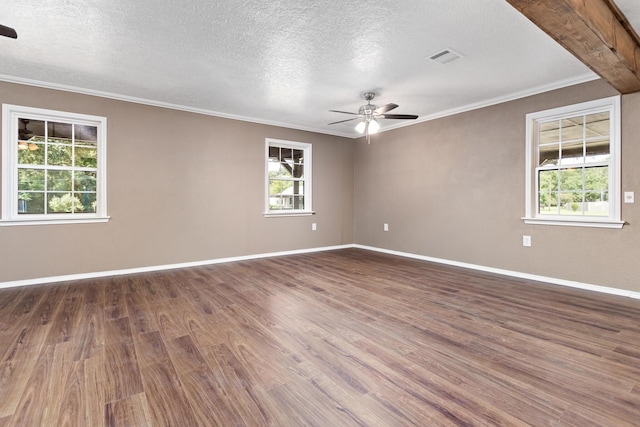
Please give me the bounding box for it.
[523,235,531,247]
[383,223,389,232]
[311,223,317,231]
[624,191,634,203]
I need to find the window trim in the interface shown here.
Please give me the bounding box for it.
[523,96,623,229]
[264,138,313,217]
[1,104,109,226]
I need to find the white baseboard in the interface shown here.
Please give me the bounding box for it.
[0,244,354,290]
[2,243,638,300]
[354,244,640,300]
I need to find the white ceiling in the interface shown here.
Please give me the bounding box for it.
[1,1,638,138]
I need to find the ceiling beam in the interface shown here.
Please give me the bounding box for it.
[505,0,640,93]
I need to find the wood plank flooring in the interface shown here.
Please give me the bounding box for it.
[1,248,639,426]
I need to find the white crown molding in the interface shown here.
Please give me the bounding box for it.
[0,72,598,140]
[377,72,600,134]
[0,74,354,139]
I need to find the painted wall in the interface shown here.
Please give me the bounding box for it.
[0,82,355,282]
[354,79,640,292]
[3,79,639,293]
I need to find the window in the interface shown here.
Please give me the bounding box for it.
[523,96,622,228]
[265,138,312,216]
[1,104,108,226]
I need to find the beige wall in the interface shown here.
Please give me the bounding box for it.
[2,79,639,293]
[0,82,355,282]
[354,79,640,292]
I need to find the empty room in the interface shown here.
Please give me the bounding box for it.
[1,1,640,426]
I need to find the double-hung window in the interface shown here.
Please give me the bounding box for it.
[265,138,312,216]
[523,96,622,228]
[1,104,108,226]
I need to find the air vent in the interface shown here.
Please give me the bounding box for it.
[428,48,462,64]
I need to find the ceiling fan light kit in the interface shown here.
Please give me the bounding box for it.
[329,92,418,143]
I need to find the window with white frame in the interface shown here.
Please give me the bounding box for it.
[265,138,312,216]
[1,104,108,226]
[523,96,622,228]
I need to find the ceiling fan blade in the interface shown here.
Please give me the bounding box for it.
[380,114,419,120]
[375,103,398,114]
[328,118,359,125]
[0,25,17,39]
[329,109,359,115]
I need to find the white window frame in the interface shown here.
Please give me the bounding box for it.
[523,96,623,229]
[264,138,313,217]
[1,104,109,226]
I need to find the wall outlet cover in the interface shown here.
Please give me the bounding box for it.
[624,191,634,203]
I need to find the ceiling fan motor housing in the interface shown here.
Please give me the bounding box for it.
[358,104,378,117]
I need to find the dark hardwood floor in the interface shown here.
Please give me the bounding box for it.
[1,248,639,426]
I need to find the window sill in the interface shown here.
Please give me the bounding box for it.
[522,217,624,229]
[0,216,111,227]
[263,211,315,218]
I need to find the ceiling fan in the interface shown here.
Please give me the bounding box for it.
[0,24,17,39]
[328,92,418,142]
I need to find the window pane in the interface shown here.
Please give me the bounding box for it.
[559,168,582,191]
[539,191,558,215]
[74,171,97,192]
[19,119,45,141]
[18,143,45,165]
[281,148,293,161]
[585,112,609,138]
[293,163,304,178]
[291,181,304,195]
[47,170,72,191]
[558,192,583,215]
[18,192,45,214]
[75,125,98,144]
[48,192,84,213]
[539,169,558,192]
[292,149,304,163]
[269,179,292,197]
[270,164,292,178]
[584,192,608,216]
[561,116,583,141]
[268,146,280,160]
[539,144,559,166]
[18,168,45,191]
[292,196,304,210]
[75,146,98,168]
[48,144,72,166]
[584,166,608,191]
[539,121,559,144]
[585,138,609,163]
[78,192,97,213]
[559,140,583,165]
[48,122,72,142]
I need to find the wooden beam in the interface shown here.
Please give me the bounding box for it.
[506,0,640,93]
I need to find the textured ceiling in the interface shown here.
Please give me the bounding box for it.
[1,1,636,138]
